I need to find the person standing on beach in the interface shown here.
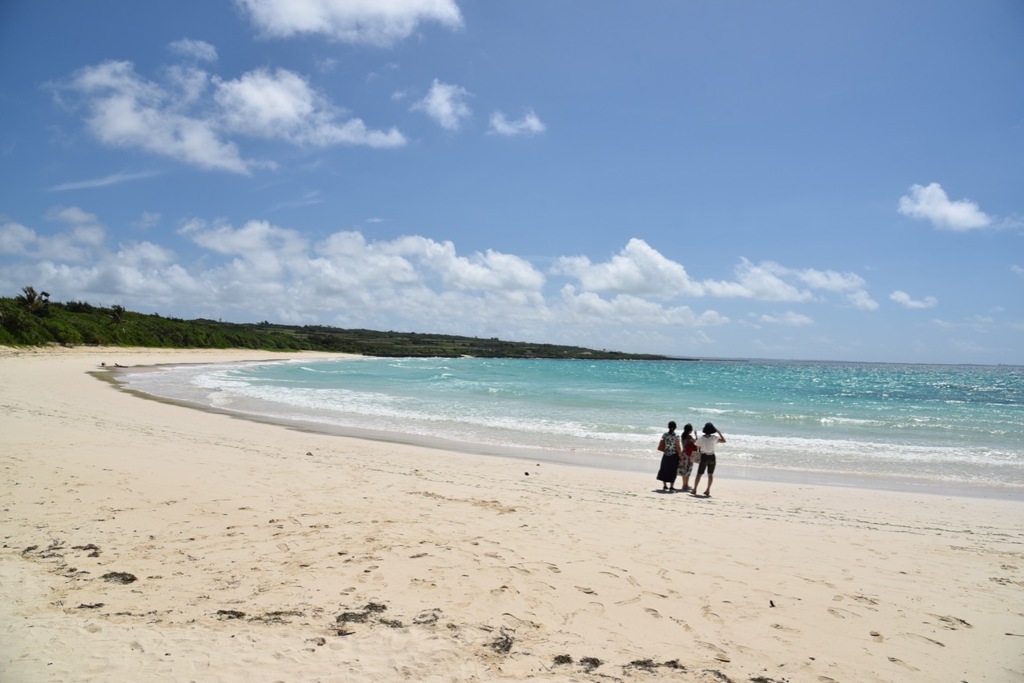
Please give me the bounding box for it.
[656,421,682,492]
[692,422,725,497]
[678,423,697,492]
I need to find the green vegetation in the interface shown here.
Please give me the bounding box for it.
[0,287,673,360]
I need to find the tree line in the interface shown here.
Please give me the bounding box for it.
[0,286,674,360]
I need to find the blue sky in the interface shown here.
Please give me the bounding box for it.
[1,1,1022,364]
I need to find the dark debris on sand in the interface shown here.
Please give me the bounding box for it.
[216,609,246,620]
[487,627,515,654]
[100,571,138,584]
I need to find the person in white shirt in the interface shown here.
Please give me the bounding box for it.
[693,422,726,497]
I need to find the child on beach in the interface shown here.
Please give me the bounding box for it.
[693,422,725,497]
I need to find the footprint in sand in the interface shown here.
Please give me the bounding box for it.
[850,594,879,606]
[700,605,721,622]
[869,630,884,642]
[928,614,973,630]
[887,656,920,672]
[576,586,596,595]
[827,607,858,619]
[905,633,945,647]
[645,607,662,618]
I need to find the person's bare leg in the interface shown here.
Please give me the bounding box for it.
[704,472,713,496]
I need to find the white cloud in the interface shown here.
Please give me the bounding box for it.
[1011,265,1024,276]
[46,206,101,227]
[49,170,160,191]
[411,79,472,130]
[759,311,813,326]
[386,236,545,294]
[703,259,813,302]
[181,219,310,280]
[795,267,865,292]
[1,214,895,357]
[168,38,218,62]
[0,221,36,255]
[552,238,703,298]
[845,290,879,311]
[489,110,546,136]
[67,60,255,174]
[236,0,463,47]
[165,65,212,106]
[557,287,724,328]
[898,182,992,231]
[890,290,938,309]
[215,68,405,147]
[134,212,161,230]
[62,58,406,173]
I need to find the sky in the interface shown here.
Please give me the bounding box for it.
[1,1,1022,364]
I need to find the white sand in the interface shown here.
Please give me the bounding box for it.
[1,346,1022,682]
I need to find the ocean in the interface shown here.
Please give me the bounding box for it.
[119,357,1024,497]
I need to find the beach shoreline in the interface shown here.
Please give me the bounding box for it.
[108,352,1023,503]
[2,346,1023,682]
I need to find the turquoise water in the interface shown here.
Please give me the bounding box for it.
[121,357,1024,493]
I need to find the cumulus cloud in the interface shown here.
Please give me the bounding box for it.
[215,68,405,147]
[46,206,101,228]
[181,218,311,281]
[61,57,405,173]
[890,290,938,309]
[898,182,992,231]
[703,259,813,301]
[556,287,725,328]
[66,60,256,173]
[489,110,545,136]
[385,235,545,294]
[0,221,36,255]
[411,79,472,130]
[551,246,877,314]
[553,238,703,299]
[794,267,865,292]
[845,290,879,311]
[701,260,878,309]
[168,38,218,62]
[1,210,891,355]
[236,0,463,46]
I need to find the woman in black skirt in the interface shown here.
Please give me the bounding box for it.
[656,421,682,492]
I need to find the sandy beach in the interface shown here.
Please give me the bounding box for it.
[1,347,1022,682]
